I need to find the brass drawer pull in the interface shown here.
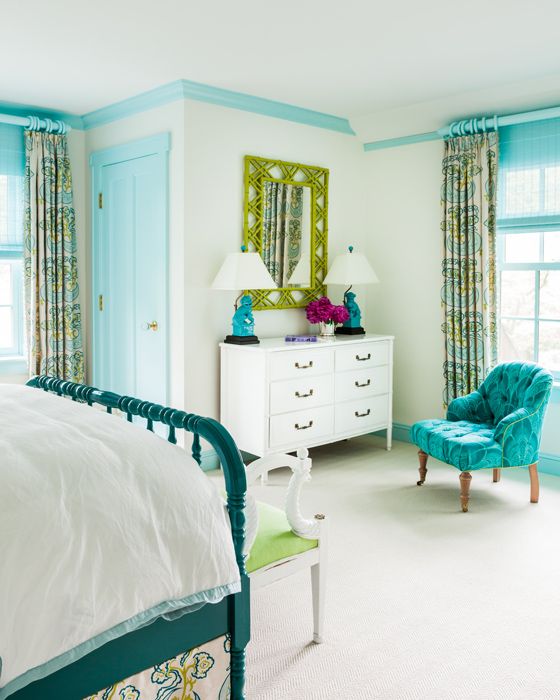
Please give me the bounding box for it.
[355,409,371,418]
[295,420,314,430]
[295,361,313,369]
[355,379,371,388]
[355,353,371,362]
[295,389,314,398]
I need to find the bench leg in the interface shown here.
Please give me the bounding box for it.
[493,468,501,483]
[459,471,472,512]
[417,450,428,486]
[311,558,326,644]
[529,462,539,503]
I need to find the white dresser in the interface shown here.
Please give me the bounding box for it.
[220,334,394,457]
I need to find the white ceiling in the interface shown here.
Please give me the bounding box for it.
[3,0,560,131]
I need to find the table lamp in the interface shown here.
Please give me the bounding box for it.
[211,246,277,344]
[324,245,379,335]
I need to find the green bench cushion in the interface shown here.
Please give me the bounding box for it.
[246,501,318,574]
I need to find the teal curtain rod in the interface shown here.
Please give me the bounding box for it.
[364,102,560,152]
[0,112,70,134]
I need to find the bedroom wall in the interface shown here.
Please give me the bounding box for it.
[83,100,366,420]
[183,100,367,419]
[362,140,560,458]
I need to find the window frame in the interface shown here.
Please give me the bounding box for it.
[0,249,24,358]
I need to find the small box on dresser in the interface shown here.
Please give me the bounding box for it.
[220,334,394,458]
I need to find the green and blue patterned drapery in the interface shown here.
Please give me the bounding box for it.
[441,132,498,406]
[262,181,303,287]
[24,131,84,382]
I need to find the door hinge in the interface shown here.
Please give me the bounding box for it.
[98,192,103,209]
[98,294,104,311]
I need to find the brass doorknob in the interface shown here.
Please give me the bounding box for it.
[145,321,159,331]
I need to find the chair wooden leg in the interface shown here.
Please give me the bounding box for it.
[492,468,501,483]
[417,450,428,486]
[459,471,472,512]
[529,462,539,504]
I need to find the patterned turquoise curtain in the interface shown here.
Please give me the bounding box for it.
[262,181,303,286]
[24,131,84,382]
[441,132,498,406]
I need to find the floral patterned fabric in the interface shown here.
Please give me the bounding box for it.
[24,131,84,382]
[85,634,231,700]
[262,181,303,287]
[441,132,498,406]
[411,362,553,471]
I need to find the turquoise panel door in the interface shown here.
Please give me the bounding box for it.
[91,134,169,405]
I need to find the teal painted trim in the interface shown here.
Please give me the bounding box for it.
[89,132,171,167]
[0,100,83,130]
[0,356,27,375]
[82,79,355,135]
[364,131,441,151]
[392,421,412,443]
[538,452,560,476]
[82,82,184,130]
[497,215,560,231]
[0,583,239,700]
[550,383,560,403]
[201,449,221,472]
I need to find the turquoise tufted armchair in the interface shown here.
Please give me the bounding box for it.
[410,362,553,512]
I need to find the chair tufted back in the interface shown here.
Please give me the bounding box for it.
[479,362,553,425]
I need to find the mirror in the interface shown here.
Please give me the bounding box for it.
[243,155,329,310]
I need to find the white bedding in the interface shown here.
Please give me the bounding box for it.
[0,384,241,698]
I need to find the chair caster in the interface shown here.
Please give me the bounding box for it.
[416,479,425,486]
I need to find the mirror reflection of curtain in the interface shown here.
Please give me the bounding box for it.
[262,181,303,287]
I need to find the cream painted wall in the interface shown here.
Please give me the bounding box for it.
[363,140,560,455]
[183,100,367,419]
[85,101,186,410]
[364,141,444,425]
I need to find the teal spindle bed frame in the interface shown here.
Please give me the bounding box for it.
[8,376,250,700]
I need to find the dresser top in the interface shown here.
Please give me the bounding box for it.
[220,333,394,353]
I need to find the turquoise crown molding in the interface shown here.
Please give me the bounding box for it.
[0,80,355,135]
[82,79,356,134]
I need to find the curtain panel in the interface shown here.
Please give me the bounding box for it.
[441,132,498,406]
[262,181,303,287]
[24,131,84,382]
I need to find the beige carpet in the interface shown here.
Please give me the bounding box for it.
[244,436,560,700]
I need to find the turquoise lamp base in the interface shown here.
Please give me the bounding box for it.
[224,334,260,344]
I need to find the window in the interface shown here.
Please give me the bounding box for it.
[0,125,25,361]
[497,121,560,379]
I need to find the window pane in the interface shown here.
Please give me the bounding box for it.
[504,232,540,262]
[539,322,560,373]
[540,270,560,319]
[543,231,560,262]
[0,262,12,304]
[0,306,13,348]
[500,270,535,317]
[503,168,540,216]
[500,319,534,363]
[545,166,560,213]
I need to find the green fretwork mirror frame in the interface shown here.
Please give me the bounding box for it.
[243,154,329,310]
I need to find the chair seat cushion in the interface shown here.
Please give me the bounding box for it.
[411,419,503,471]
[245,501,318,574]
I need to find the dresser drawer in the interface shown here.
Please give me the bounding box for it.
[335,395,389,435]
[269,348,335,381]
[269,405,334,448]
[270,375,334,415]
[335,366,389,402]
[335,341,389,372]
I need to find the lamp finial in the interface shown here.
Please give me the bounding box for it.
[348,245,354,253]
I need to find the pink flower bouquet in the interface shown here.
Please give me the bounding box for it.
[306,296,349,326]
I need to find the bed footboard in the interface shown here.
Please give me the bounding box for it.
[15,376,250,700]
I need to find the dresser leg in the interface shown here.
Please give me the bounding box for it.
[387,424,393,452]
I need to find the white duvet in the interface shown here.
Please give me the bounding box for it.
[0,384,241,698]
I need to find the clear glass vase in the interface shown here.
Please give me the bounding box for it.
[319,321,336,338]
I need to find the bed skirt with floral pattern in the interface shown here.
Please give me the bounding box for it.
[84,634,230,700]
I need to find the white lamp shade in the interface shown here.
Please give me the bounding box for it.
[287,251,311,285]
[324,248,379,286]
[211,251,277,291]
